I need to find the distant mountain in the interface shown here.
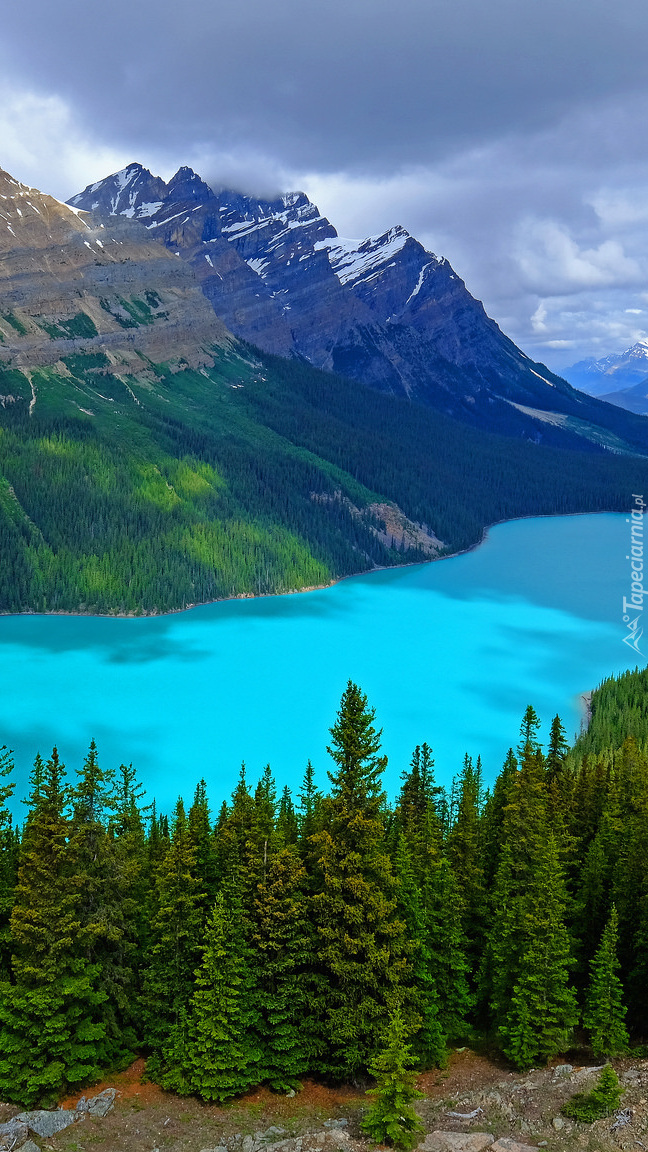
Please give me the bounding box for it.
[69,163,648,457]
[562,341,648,395]
[600,376,648,415]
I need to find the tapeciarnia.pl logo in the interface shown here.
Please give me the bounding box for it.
[623,494,645,654]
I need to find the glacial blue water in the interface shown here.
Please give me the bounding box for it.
[0,513,642,814]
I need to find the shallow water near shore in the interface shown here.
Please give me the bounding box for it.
[0,512,642,813]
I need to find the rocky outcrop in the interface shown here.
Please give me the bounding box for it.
[8,1089,117,1144]
[0,168,233,397]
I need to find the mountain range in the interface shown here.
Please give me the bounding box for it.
[0,160,646,614]
[69,163,648,455]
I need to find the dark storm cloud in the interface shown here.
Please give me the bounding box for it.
[3,0,648,173]
[3,0,648,366]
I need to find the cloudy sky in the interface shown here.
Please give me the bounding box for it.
[2,0,648,369]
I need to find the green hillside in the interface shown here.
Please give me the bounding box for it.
[0,342,645,614]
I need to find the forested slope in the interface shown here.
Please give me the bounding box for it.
[1,344,646,614]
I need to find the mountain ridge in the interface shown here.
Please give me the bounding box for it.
[69,162,648,457]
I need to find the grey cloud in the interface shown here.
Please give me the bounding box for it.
[3,0,648,174]
[4,0,648,368]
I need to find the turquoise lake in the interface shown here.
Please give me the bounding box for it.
[0,512,642,813]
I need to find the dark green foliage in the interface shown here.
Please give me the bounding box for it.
[584,907,629,1057]
[142,800,204,1069]
[486,743,577,1068]
[2,669,648,1097]
[41,313,99,340]
[361,1006,424,1150]
[1,334,646,615]
[311,682,407,1078]
[0,749,106,1106]
[0,747,17,978]
[562,1065,623,1123]
[250,846,317,1088]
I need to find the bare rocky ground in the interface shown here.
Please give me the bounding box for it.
[1,1051,647,1152]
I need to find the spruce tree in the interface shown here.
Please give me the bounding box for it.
[69,740,128,1066]
[496,832,578,1068]
[142,798,205,1070]
[310,682,407,1078]
[0,746,16,979]
[584,906,629,1057]
[251,845,318,1087]
[0,749,106,1106]
[393,835,446,1068]
[487,745,577,1067]
[172,890,260,1100]
[361,1006,424,1150]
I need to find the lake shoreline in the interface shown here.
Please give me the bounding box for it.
[0,506,620,621]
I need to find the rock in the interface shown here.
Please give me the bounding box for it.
[570,1065,605,1084]
[85,1088,117,1117]
[323,1121,349,1130]
[491,1140,538,1152]
[0,1118,29,1145]
[262,1129,288,1140]
[21,1142,40,1152]
[552,1064,573,1079]
[286,1089,296,1098]
[624,1069,642,1082]
[551,1117,565,1131]
[16,1110,77,1138]
[419,1133,494,1152]
[200,1147,228,1152]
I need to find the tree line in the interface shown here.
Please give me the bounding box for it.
[0,668,645,1108]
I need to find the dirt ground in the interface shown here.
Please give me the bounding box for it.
[3,1050,647,1152]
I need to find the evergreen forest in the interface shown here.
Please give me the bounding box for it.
[0,342,645,614]
[0,667,647,1107]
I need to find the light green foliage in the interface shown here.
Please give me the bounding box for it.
[584,906,629,1057]
[562,1064,623,1123]
[171,890,260,1101]
[361,1006,424,1150]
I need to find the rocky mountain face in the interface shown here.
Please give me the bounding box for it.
[0,167,231,406]
[69,163,648,454]
[562,341,648,395]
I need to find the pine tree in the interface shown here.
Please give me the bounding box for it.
[361,1006,424,1150]
[298,760,323,843]
[487,744,577,1067]
[109,761,149,1054]
[447,754,485,965]
[142,798,205,1069]
[251,845,318,1087]
[310,682,407,1078]
[0,746,16,979]
[393,835,445,1068]
[518,705,542,760]
[173,890,260,1101]
[546,715,569,783]
[0,749,106,1106]
[563,1064,623,1122]
[496,833,578,1068]
[69,740,129,1066]
[584,906,629,1057]
[188,778,218,924]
